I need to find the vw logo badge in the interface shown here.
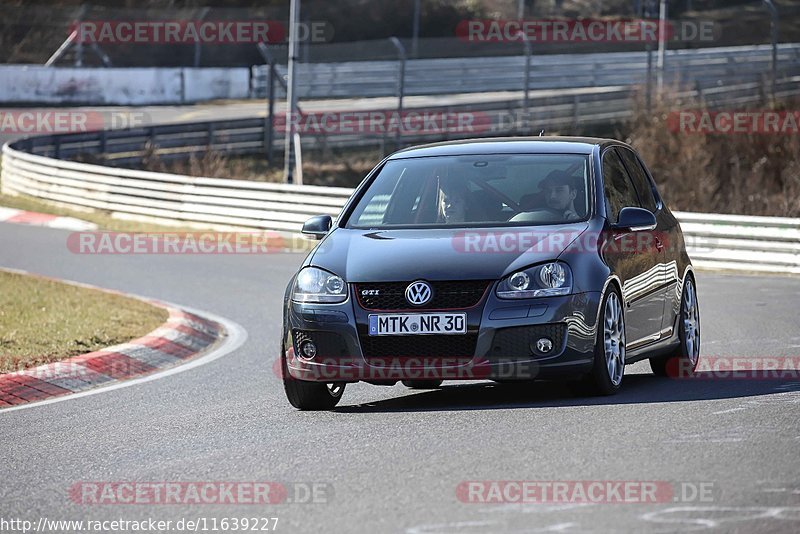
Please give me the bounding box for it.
[405,280,432,306]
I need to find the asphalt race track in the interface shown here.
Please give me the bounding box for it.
[2,221,800,533]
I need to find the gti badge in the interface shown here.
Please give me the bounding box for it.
[405,281,432,306]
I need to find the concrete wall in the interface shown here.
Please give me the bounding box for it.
[0,66,250,105]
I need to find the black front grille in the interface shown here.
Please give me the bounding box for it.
[355,280,491,311]
[293,329,350,358]
[489,323,567,359]
[357,327,478,359]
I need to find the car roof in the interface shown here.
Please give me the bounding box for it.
[386,136,631,159]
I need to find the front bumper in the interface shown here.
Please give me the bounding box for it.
[284,290,601,383]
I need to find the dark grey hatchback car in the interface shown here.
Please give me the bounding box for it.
[281,137,700,410]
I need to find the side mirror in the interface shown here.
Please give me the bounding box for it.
[301,215,332,239]
[613,207,656,232]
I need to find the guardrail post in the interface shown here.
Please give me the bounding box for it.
[99,129,107,155]
[656,0,667,94]
[208,122,216,147]
[763,0,779,103]
[694,80,705,105]
[572,95,580,132]
[389,37,407,149]
[266,62,276,163]
[257,43,284,166]
[146,126,156,165]
[53,137,60,159]
[759,73,769,105]
[520,31,532,135]
[283,0,301,183]
[194,7,209,68]
[646,43,653,113]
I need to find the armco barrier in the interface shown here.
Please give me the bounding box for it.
[251,43,800,99]
[1,43,798,105]
[674,211,800,275]
[2,142,798,275]
[7,74,800,167]
[1,144,351,232]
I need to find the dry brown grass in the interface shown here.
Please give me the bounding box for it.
[142,146,381,188]
[623,91,800,217]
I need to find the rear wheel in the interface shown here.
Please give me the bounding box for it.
[282,346,345,410]
[650,276,700,377]
[574,287,625,396]
[402,380,443,389]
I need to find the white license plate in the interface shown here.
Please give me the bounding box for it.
[368,313,467,336]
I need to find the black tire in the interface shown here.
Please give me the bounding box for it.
[402,380,443,389]
[282,346,345,410]
[577,286,626,396]
[650,276,700,378]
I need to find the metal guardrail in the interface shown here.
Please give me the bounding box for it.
[675,211,800,275]
[1,143,351,232]
[2,141,799,275]
[251,43,800,99]
[7,73,800,167]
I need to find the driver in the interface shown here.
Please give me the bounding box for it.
[540,170,580,221]
[438,177,469,223]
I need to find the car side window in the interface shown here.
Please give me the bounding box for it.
[618,148,658,212]
[602,149,640,223]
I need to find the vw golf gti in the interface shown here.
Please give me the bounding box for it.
[280,137,700,410]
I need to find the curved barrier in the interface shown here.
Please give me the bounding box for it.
[3,142,798,275]
[1,143,351,231]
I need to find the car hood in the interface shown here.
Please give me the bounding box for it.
[308,223,590,282]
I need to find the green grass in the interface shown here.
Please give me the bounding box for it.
[0,271,168,373]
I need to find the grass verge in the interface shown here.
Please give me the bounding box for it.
[0,193,203,233]
[0,271,169,373]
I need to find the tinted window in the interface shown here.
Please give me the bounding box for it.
[602,149,640,223]
[618,148,657,212]
[346,154,591,229]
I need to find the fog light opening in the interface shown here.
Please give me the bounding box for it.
[299,340,318,360]
[534,337,553,354]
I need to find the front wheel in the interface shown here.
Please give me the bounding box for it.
[650,276,700,377]
[282,347,345,410]
[575,287,625,396]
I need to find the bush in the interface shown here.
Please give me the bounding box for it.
[624,91,800,217]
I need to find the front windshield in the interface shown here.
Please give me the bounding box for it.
[346,154,591,229]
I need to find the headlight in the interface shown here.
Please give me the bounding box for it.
[496,262,572,299]
[292,267,347,303]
